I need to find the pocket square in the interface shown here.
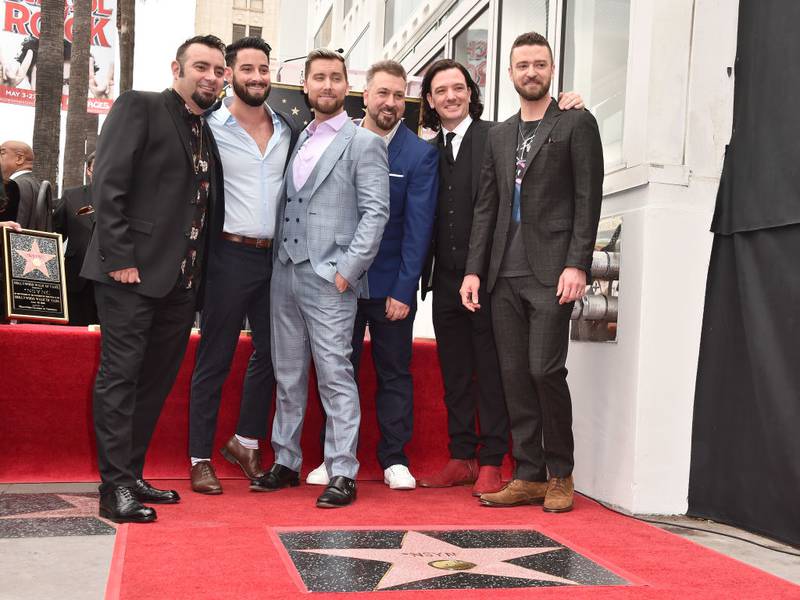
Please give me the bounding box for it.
[389,173,404,178]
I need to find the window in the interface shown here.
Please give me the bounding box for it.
[346,27,370,71]
[314,9,332,48]
[249,25,262,39]
[233,0,247,8]
[562,0,631,168]
[415,50,445,78]
[232,23,247,42]
[453,9,489,102]
[384,0,424,45]
[343,0,353,18]
[250,0,263,11]
[495,0,550,120]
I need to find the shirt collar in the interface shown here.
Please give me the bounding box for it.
[9,169,32,181]
[308,110,349,136]
[444,114,472,139]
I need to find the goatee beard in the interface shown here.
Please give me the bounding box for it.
[192,90,217,110]
[233,78,270,107]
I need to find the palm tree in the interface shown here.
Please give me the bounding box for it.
[32,0,66,193]
[118,0,135,93]
[63,0,92,189]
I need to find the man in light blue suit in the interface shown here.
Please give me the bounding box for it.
[251,49,390,508]
[306,61,439,492]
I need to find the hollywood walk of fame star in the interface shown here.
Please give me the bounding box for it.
[297,530,577,590]
[14,239,56,278]
[291,106,300,116]
[0,494,117,528]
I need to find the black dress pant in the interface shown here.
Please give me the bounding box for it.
[93,280,196,493]
[431,266,508,466]
[491,275,574,480]
[67,282,98,326]
[351,298,416,469]
[188,240,274,459]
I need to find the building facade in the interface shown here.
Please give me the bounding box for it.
[195,0,280,47]
[304,0,739,517]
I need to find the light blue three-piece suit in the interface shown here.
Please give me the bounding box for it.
[270,116,390,479]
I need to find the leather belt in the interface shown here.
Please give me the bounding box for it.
[221,232,272,249]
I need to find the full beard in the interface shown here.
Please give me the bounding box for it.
[370,107,400,132]
[514,77,551,102]
[233,77,271,107]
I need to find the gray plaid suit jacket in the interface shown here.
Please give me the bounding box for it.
[274,118,390,297]
[465,99,604,291]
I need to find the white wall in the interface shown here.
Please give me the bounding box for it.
[568,0,738,514]
[133,0,197,91]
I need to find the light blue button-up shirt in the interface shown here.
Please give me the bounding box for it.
[208,96,290,238]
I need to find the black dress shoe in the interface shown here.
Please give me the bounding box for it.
[133,479,181,504]
[250,464,300,492]
[99,486,157,523]
[316,476,357,508]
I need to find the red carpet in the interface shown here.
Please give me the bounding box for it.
[0,324,511,482]
[106,481,799,599]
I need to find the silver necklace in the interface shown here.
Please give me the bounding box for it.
[517,120,542,160]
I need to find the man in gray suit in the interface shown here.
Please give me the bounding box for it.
[461,32,603,513]
[251,49,389,508]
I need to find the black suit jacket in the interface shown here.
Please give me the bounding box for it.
[55,185,95,293]
[4,172,50,230]
[420,118,494,299]
[465,100,604,291]
[80,89,225,305]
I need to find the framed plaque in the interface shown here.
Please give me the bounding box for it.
[2,227,69,323]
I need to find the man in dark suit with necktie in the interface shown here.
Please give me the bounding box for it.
[54,152,98,326]
[462,32,603,513]
[80,35,227,523]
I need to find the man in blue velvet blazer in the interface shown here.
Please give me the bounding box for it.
[307,60,438,491]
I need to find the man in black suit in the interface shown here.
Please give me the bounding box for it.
[0,141,50,230]
[80,35,227,523]
[54,152,97,326]
[417,60,509,497]
[461,32,603,513]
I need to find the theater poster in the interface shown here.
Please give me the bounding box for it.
[0,0,117,113]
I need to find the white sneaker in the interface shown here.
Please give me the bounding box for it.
[383,464,416,490]
[306,462,329,486]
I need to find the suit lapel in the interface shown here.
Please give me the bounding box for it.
[469,121,487,202]
[308,119,355,198]
[501,114,520,199]
[161,89,194,169]
[388,124,405,165]
[520,99,562,182]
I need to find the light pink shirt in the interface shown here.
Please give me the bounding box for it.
[292,110,350,191]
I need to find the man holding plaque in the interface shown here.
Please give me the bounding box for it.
[80,35,227,523]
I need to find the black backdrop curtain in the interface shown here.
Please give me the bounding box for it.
[688,1,800,546]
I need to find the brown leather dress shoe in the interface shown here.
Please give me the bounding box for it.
[479,479,548,507]
[419,459,478,488]
[220,436,265,480]
[543,475,574,513]
[191,461,222,495]
[472,465,504,496]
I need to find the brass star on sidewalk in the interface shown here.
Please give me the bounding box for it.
[297,530,576,590]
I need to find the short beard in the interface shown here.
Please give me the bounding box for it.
[369,108,399,132]
[192,90,217,110]
[514,77,551,102]
[310,95,345,116]
[232,76,270,108]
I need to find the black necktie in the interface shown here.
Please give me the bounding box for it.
[445,131,456,165]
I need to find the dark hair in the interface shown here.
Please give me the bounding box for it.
[420,59,483,131]
[304,48,348,82]
[366,60,406,85]
[510,31,553,64]
[225,36,272,67]
[86,152,96,169]
[175,34,226,70]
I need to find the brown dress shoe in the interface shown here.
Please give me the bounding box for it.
[191,461,222,495]
[543,475,574,513]
[472,465,504,496]
[479,479,548,507]
[419,459,478,488]
[220,436,265,480]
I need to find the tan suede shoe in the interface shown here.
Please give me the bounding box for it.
[543,475,574,513]
[479,479,548,507]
